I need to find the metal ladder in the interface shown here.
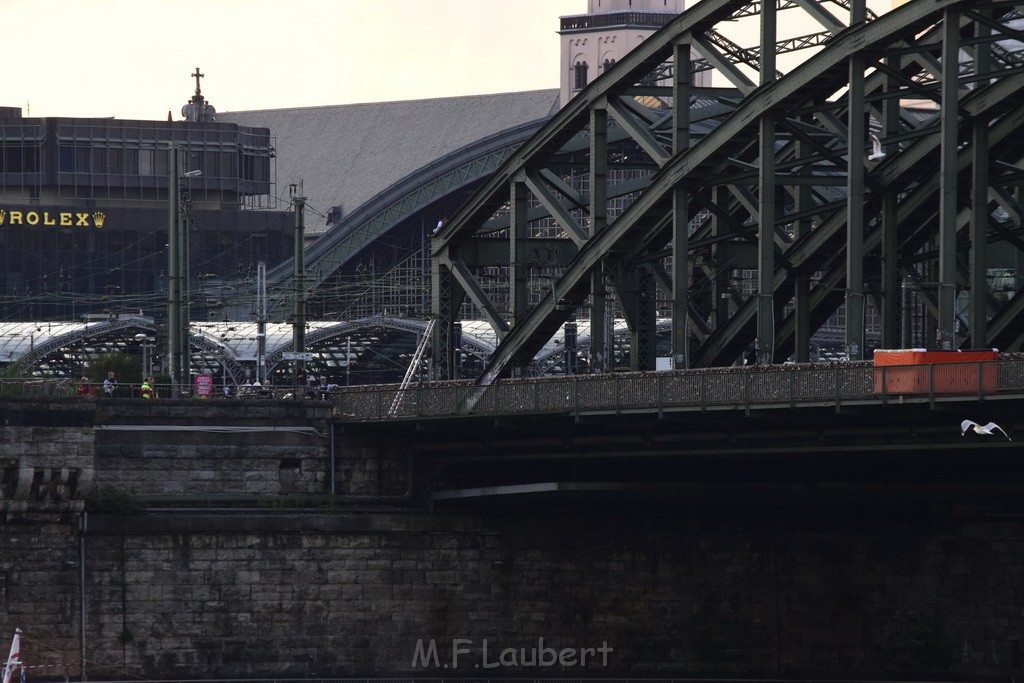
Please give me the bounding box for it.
[388,318,434,416]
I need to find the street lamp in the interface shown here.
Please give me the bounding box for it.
[134,333,155,377]
[167,144,201,396]
[180,169,201,394]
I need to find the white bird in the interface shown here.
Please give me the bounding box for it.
[868,134,886,161]
[961,419,1011,440]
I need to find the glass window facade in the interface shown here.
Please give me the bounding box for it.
[0,114,292,323]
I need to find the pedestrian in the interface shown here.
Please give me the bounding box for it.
[140,376,154,399]
[103,371,117,397]
[257,379,273,398]
[309,375,327,399]
[77,376,96,397]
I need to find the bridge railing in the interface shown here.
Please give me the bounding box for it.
[0,377,77,397]
[2,358,1021,416]
[334,358,1024,421]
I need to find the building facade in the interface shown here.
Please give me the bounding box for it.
[559,0,706,106]
[0,99,293,324]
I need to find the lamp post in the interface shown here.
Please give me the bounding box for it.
[134,333,155,377]
[291,188,307,389]
[167,144,201,396]
[256,261,267,385]
[167,145,180,393]
[179,169,201,393]
[292,189,306,356]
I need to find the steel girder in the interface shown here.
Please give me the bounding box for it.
[432,0,1024,384]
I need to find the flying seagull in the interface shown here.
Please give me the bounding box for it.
[868,133,886,161]
[961,419,1011,440]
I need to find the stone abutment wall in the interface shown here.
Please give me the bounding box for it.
[7,511,1024,680]
[0,398,1023,680]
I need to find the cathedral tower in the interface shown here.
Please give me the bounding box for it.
[559,0,705,107]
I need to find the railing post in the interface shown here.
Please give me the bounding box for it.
[834,364,840,413]
[928,363,935,408]
[744,371,750,416]
[573,375,580,422]
[657,373,664,418]
[789,367,795,408]
[977,361,984,401]
[615,374,622,414]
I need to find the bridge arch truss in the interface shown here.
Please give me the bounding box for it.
[431,0,1024,383]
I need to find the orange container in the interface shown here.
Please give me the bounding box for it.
[873,349,998,395]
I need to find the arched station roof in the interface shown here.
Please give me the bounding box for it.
[0,316,660,386]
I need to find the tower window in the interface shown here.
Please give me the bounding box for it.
[573,61,589,91]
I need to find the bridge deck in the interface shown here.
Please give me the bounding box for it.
[334,358,1024,422]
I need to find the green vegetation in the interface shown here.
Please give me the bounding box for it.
[85,352,143,385]
[0,362,29,395]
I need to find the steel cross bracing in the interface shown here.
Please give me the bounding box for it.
[431,0,1024,388]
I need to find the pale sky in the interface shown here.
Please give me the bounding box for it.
[5,0,585,121]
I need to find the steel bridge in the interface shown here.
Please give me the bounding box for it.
[334,355,1024,423]
[329,355,1024,516]
[429,0,1024,385]
[22,0,1019,391]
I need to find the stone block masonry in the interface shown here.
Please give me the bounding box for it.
[0,510,1021,680]
[92,399,334,498]
[0,400,94,518]
[1,398,1024,680]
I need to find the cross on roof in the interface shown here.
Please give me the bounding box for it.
[192,67,204,94]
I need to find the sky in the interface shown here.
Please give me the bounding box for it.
[5,0,586,121]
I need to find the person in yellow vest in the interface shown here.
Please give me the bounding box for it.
[140,377,154,399]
